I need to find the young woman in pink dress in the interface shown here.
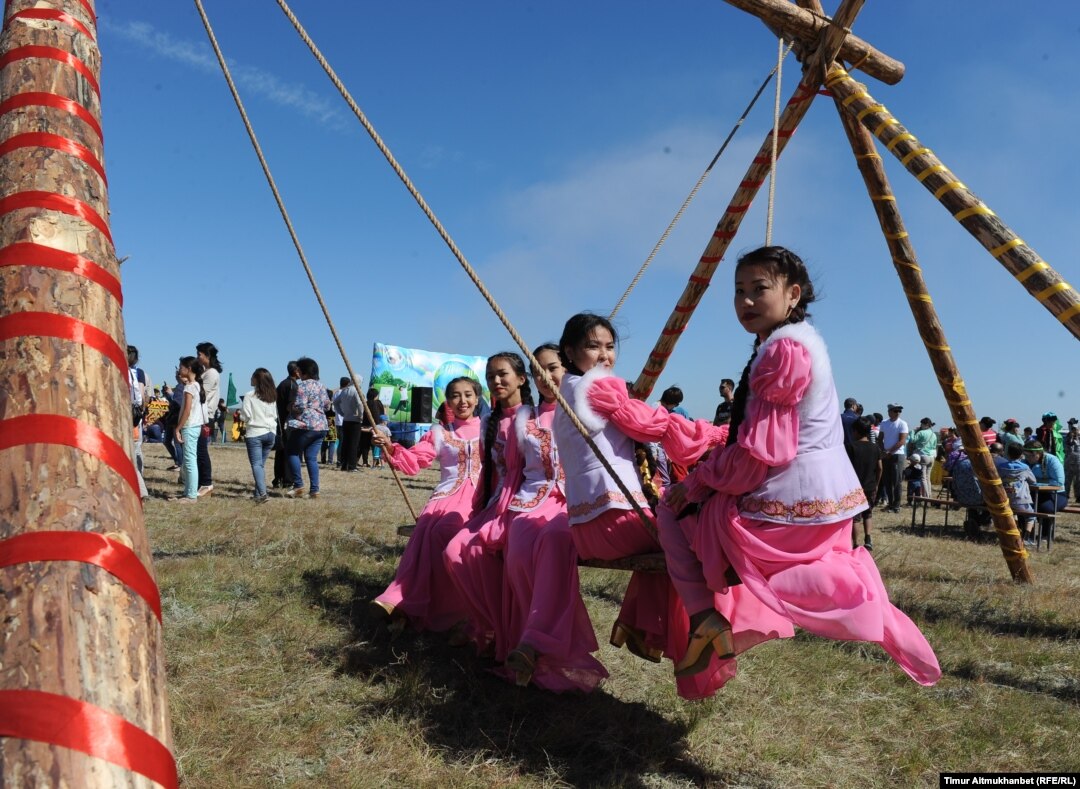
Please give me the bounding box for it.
[443,352,531,653]
[553,314,728,700]
[658,245,941,691]
[498,344,607,692]
[371,377,483,633]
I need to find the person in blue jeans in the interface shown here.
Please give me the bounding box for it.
[286,357,331,498]
[241,368,279,503]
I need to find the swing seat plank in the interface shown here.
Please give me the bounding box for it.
[396,524,667,572]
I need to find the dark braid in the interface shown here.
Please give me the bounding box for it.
[725,341,760,447]
[481,400,503,504]
[726,245,816,447]
[480,352,530,504]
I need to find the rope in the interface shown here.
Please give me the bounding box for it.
[765,36,784,245]
[609,39,795,320]
[192,0,418,522]
[272,0,659,537]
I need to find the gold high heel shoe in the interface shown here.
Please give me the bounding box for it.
[505,644,537,687]
[610,621,663,663]
[371,600,407,634]
[674,610,734,677]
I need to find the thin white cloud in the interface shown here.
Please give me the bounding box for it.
[104,19,345,128]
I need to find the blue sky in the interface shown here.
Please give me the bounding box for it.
[99,1,1079,429]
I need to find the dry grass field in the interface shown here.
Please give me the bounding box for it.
[141,441,1080,788]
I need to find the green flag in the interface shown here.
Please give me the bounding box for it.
[226,373,239,408]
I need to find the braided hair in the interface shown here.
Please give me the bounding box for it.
[480,352,533,504]
[726,245,816,446]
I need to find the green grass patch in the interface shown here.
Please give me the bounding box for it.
[142,443,1080,787]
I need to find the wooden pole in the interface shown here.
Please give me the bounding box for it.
[827,67,1033,583]
[721,0,904,84]
[0,1,176,786]
[630,0,864,400]
[824,68,1080,341]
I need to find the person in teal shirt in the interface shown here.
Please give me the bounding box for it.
[909,417,939,496]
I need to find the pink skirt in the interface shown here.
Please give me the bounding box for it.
[657,495,941,694]
[572,507,727,700]
[374,483,474,632]
[497,491,607,692]
[442,497,507,652]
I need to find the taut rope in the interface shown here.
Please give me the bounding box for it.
[271,0,659,536]
[609,39,794,320]
[765,35,785,245]
[193,0,418,521]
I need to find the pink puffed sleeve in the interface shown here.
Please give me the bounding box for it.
[738,338,811,466]
[386,428,437,475]
[586,376,725,465]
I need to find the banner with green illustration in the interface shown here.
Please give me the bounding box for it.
[369,343,489,422]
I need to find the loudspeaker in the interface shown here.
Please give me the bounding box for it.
[410,387,433,423]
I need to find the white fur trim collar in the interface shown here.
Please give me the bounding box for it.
[514,404,533,447]
[750,321,832,408]
[564,366,614,434]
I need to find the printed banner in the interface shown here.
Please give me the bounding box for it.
[369,343,489,422]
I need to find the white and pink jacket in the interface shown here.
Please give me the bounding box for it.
[508,401,564,512]
[555,367,725,525]
[387,417,482,501]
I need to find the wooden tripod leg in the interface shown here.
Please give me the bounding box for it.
[825,67,1080,341]
[828,73,1032,583]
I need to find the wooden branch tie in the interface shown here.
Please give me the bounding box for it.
[722,0,903,84]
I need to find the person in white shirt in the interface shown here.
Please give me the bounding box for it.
[877,403,909,512]
[240,368,279,503]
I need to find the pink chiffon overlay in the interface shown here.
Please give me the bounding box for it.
[374,417,480,632]
[493,403,607,692]
[570,373,732,700]
[443,405,520,651]
[499,489,608,692]
[658,334,941,694]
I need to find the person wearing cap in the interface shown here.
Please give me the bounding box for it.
[1064,418,1080,504]
[878,404,908,512]
[1036,412,1066,464]
[1000,418,1024,451]
[1023,440,1067,520]
[909,417,938,498]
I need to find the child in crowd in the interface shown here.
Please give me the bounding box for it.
[443,353,532,652]
[240,368,278,504]
[904,453,923,504]
[171,356,206,502]
[372,377,482,633]
[994,442,1037,546]
[847,415,881,551]
[321,390,339,466]
[657,245,940,693]
[372,415,389,468]
[553,313,727,700]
